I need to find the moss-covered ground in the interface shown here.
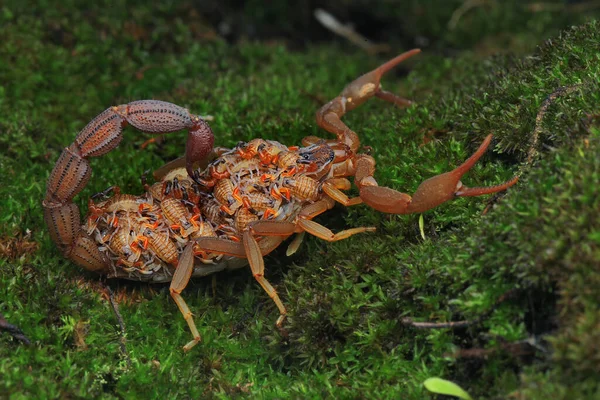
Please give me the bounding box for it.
[1,2,599,399]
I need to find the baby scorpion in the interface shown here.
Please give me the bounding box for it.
[44,49,518,351]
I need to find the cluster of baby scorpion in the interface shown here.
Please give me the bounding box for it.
[85,185,215,281]
[192,138,333,230]
[85,137,331,280]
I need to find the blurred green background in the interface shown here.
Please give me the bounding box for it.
[1,1,599,398]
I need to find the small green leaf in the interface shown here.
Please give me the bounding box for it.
[423,377,473,400]
[419,214,426,240]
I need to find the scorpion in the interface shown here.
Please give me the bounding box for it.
[44,49,518,351]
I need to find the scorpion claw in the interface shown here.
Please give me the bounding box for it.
[316,49,421,153]
[359,186,411,214]
[358,134,518,214]
[340,48,421,111]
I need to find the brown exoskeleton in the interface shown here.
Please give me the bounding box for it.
[44,49,518,351]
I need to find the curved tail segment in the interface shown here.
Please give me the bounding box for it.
[43,100,215,273]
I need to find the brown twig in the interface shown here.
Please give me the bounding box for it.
[314,8,390,54]
[0,313,31,345]
[525,84,581,166]
[449,336,545,359]
[482,85,582,215]
[401,288,519,329]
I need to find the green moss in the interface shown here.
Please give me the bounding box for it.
[1,2,599,398]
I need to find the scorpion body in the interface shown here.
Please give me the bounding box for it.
[45,49,518,351]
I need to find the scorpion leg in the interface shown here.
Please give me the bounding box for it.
[252,189,360,257]
[193,237,246,257]
[250,199,338,237]
[193,235,287,325]
[194,209,377,328]
[250,198,376,253]
[193,236,285,258]
[286,232,305,256]
[316,49,421,152]
[169,243,201,352]
[208,216,374,327]
[356,134,519,214]
[296,220,376,242]
[321,178,363,206]
[242,231,287,327]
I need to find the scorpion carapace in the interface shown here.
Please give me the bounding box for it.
[44,49,518,351]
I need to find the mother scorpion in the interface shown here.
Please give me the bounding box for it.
[44,49,518,351]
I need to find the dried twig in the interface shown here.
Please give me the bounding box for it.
[401,288,519,329]
[314,9,390,54]
[449,335,546,359]
[0,313,31,345]
[525,84,581,166]
[483,84,581,215]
